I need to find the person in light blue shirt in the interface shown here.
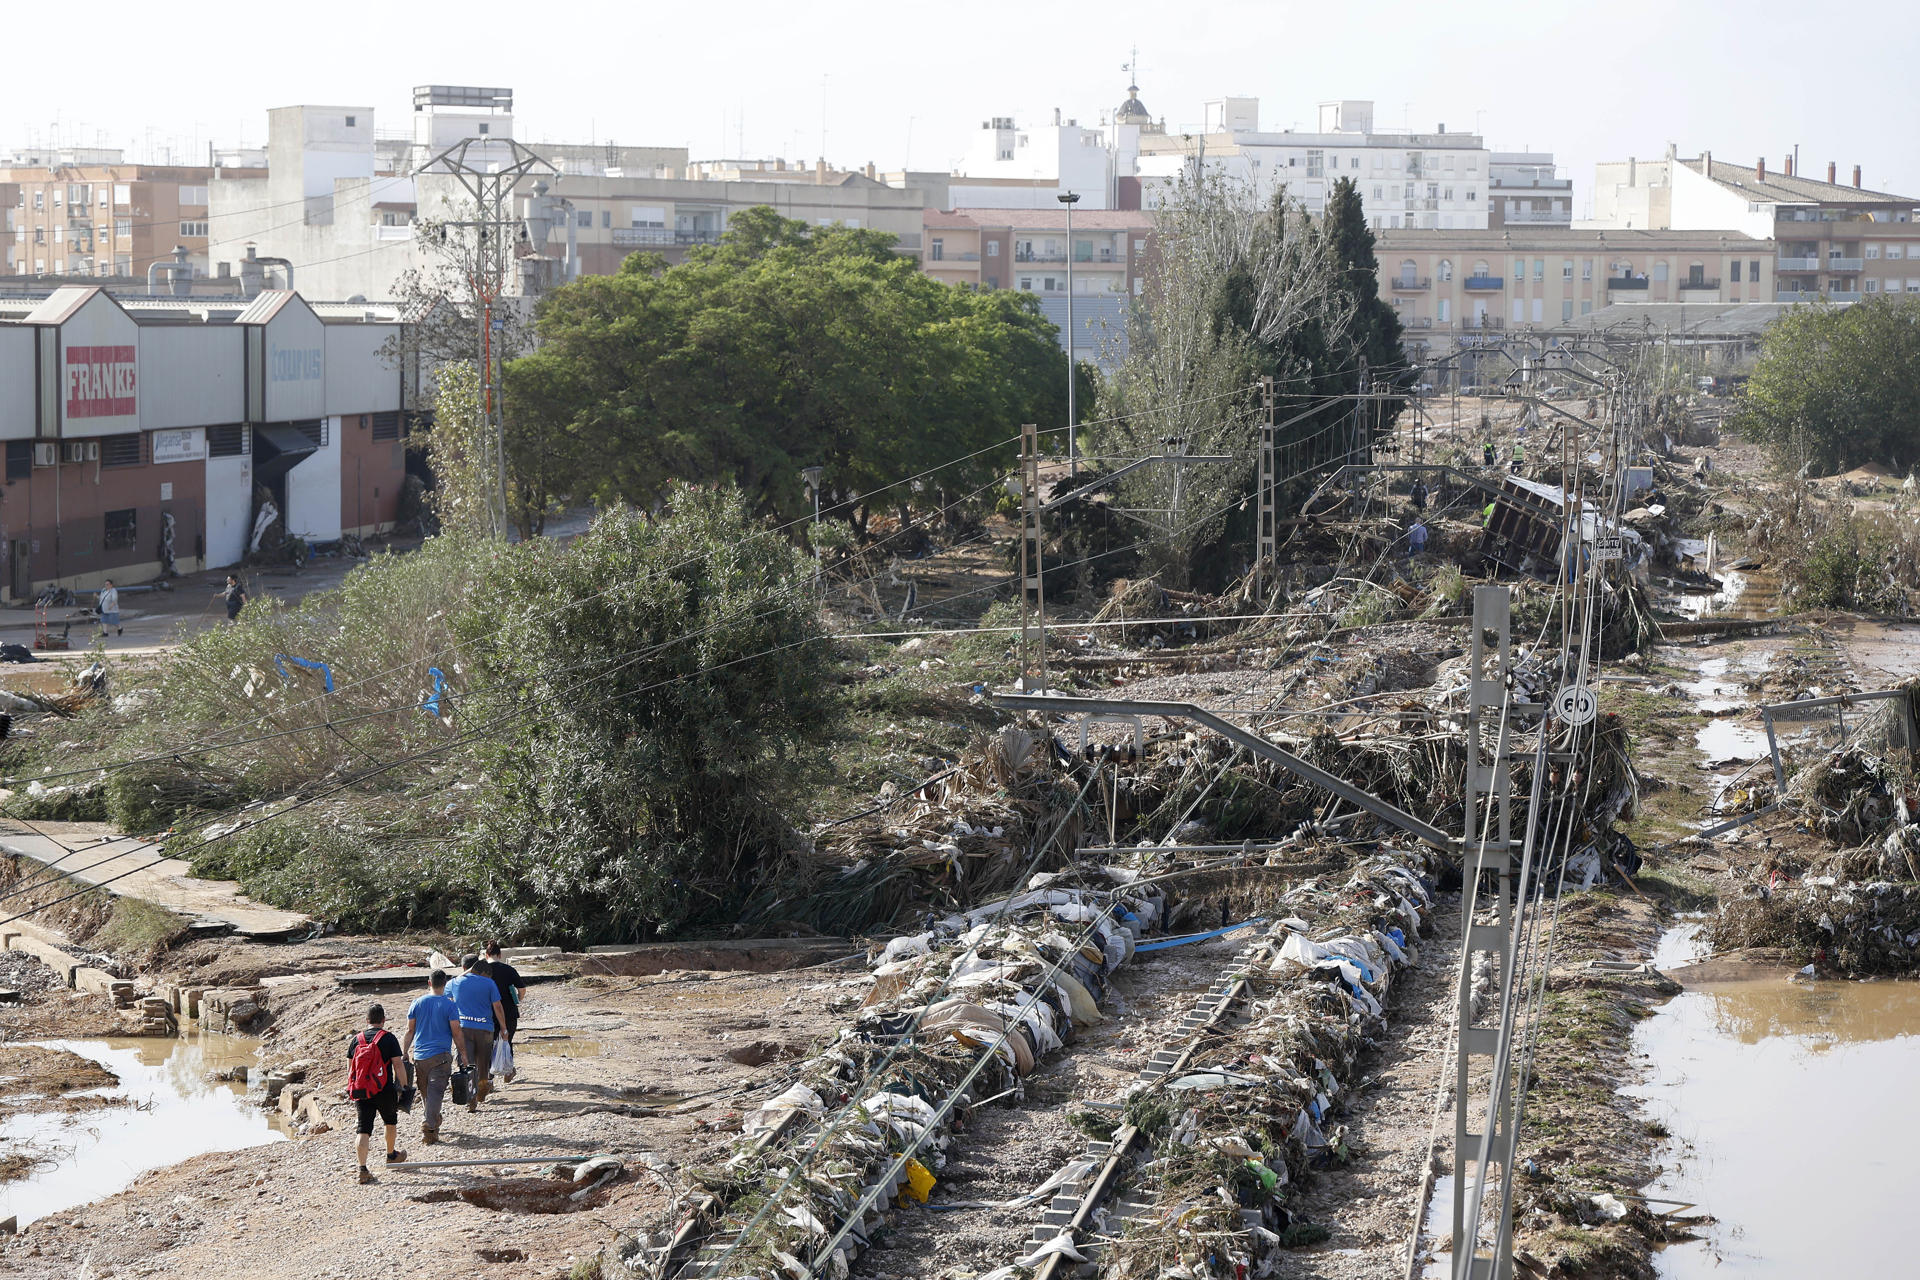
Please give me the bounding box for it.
[444,955,505,1109]
[402,969,467,1143]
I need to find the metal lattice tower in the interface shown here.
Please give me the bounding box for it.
[415,138,556,537]
[1256,376,1277,585]
[1451,582,1520,1280]
[1017,422,1046,689]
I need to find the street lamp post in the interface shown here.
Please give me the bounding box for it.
[1058,191,1081,477]
[800,465,825,589]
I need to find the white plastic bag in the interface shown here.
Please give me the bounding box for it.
[491,1035,515,1082]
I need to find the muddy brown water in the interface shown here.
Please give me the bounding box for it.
[0,1032,285,1227]
[1633,934,1920,1277]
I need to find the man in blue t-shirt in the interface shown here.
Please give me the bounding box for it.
[444,954,505,1110]
[402,969,467,1142]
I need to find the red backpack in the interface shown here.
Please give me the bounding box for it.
[348,1029,391,1099]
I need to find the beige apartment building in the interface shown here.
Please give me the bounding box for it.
[3,156,234,279]
[922,208,1157,296]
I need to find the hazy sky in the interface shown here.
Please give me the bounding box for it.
[12,0,1920,212]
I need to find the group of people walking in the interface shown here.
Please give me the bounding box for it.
[346,942,525,1184]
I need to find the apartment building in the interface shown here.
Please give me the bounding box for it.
[1372,227,1774,365]
[0,286,413,598]
[1132,99,1507,230]
[1584,146,1920,302]
[1489,153,1572,228]
[2,151,242,280]
[209,90,932,301]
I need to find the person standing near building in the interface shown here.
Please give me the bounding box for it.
[402,969,466,1145]
[346,1003,408,1183]
[96,580,121,638]
[445,954,505,1110]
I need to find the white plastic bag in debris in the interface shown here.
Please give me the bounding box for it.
[1290,1108,1328,1154]
[1317,935,1382,983]
[1000,1157,1096,1209]
[1275,933,1371,988]
[744,1084,824,1141]
[879,933,931,964]
[1567,844,1603,890]
[1015,1233,1089,1267]
[987,997,1063,1056]
[865,1091,939,1143]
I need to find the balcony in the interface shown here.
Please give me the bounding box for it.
[611,228,722,246]
[1502,209,1571,223]
[1389,276,1431,291]
[1014,250,1067,263]
[1462,275,1504,291]
[928,251,980,264]
[1776,289,1822,302]
[1828,256,1864,272]
[1459,316,1504,330]
[1677,277,1721,291]
[1403,316,1434,328]
[1778,255,1821,272]
[1072,249,1121,264]
[1606,277,1650,291]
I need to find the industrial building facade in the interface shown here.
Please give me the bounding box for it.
[0,286,411,600]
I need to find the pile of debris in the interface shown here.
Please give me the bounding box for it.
[654,865,1170,1278]
[1099,846,1442,1278]
[1712,874,1920,974]
[747,728,1089,935]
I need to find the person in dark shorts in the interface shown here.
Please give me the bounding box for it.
[347,1003,410,1183]
[482,941,523,1044]
[217,575,248,623]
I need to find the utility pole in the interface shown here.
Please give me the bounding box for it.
[800,465,825,592]
[1017,422,1047,690]
[417,137,557,538]
[1256,376,1276,592]
[1058,191,1081,477]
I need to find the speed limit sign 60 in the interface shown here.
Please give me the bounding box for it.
[1553,683,1598,726]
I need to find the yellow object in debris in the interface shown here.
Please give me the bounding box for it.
[903,1157,936,1203]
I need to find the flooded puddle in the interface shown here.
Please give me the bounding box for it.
[514,1036,606,1058]
[1631,959,1920,1276]
[1693,718,1769,764]
[1674,568,1781,622]
[0,1033,285,1227]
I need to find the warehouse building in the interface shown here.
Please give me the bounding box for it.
[0,286,414,600]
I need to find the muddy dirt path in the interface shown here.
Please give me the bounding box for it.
[856,934,1258,1280]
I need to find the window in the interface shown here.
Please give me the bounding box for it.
[1867,244,1882,259]
[5,441,31,480]
[477,123,490,135]
[1533,259,1544,281]
[1532,298,1544,323]
[1437,298,1450,322]
[1652,261,1669,282]
[66,184,89,206]
[1445,155,1456,173]
[179,221,208,237]
[628,206,665,228]
[1909,278,1920,292]
[986,275,998,289]
[1018,276,1032,290]
[1351,157,1360,169]
[1513,258,1525,281]
[1438,259,1453,282]
[101,434,143,468]
[1581,300,1592,315]
[986,241,1000,257]
[1444,186,1454,201]
[1511,299,1525,323]
[997,149,1012,161]
[179,185,207,206]
[115,219,131,238]
[1562,259,1574,280]
[1373,185,1383,200]
[1427,183,1439,200]
[1750,259,1761,280]
[208,425,249,457]
[32,191,43,210]
[113,184,130,205]
[1731,261,1743,282]
[370,411,402,441]
[1306,150,1324,177]
[575,210,591,227]
[1472,260,1490,278]
[930,237,944,261]
[1404,183,1414,199]
[1889,245,1906,260]
[1042,276,1058,291]
[1466,188,1477,203]
[1562,299,1574,322]
[1866,278,1880,293]
[104,508,137,550]
[345,115,356,127]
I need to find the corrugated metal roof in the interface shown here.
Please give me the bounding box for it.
[21,285,106,326]
[235,290,306,325]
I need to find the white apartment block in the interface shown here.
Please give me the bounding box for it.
[1131,99,1509,230]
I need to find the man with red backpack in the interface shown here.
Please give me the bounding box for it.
[347,1003,410,1183]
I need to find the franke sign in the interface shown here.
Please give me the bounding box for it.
[65,345,137,419]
